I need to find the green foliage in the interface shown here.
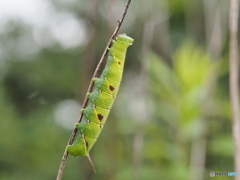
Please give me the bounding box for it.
[147,41,233,179]
[0,87,72,180]
[3,48,79,114]
[0,0,234,180]
[149,41,216,127]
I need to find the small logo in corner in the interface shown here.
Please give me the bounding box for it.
[210,171,215,177]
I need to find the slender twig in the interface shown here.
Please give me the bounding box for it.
[229,0,240,178]
[188,133,207,180]
[132,18,156,180]
[56,0,132,179]
[203,0,224,59]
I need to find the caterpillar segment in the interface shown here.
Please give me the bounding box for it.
[67,34,133,172]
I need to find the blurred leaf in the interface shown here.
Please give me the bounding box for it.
[209,135,234,157]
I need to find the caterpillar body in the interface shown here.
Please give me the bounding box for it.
[67,34,134,170]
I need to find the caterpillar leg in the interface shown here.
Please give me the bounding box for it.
[67,133,88,157]
[67,128,97,173]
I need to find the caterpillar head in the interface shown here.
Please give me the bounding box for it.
[117,34,134,45]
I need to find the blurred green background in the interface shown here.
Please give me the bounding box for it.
[0,0,237,179]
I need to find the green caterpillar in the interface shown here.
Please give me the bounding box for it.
[67,34,133,170]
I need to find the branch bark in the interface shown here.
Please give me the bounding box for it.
[229,0,240,178]
[56,0,132,179]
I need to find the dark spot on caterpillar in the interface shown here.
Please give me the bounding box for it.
[97,114,104,121]
[87,120,90,124]
[109,86,115,91]
[118,61,121,65]
[92,105,96,109]
[99,125,102,129]
[85,140,89,149]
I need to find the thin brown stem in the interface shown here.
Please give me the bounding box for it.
[132,18,156,180]
[188,130,207,180]
[203,0,224,59]
[56,0,132,179]
[229,0,240,178]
